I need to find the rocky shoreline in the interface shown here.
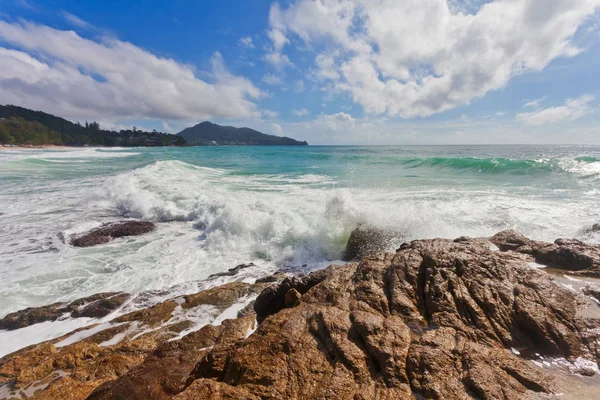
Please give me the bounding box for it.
[1,229,600,399]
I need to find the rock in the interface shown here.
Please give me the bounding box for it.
[255,273,284,283]
[71,221,156,247]
[584,223,600,233]
[491,230,600,277]
[5,237,600,400]
[0,282,267,400]
[582,285,600,303]
[0,292,130,330]
[343,224,402,261]
[172,238,598,400]
[253,268,334,323]
[208,263,255,279]
[284,288,301,307]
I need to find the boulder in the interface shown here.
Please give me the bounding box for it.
[0,292,130,330]
[170,238,597,399]
[71,221,156,247]
[491,230,600,277]
[343,224,401,261]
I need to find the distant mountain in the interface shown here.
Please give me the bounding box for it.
[177,121,308,146]
[0,105,187,147]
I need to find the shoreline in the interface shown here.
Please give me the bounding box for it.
[1,229,600,399]
[0,144,74,150]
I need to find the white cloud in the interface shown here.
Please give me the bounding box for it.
[318,112,355,130]
[238,36,255,48]
[292,108,309,116]
[269,0,600,118]
[522,96,547,109]
[264,49,293,70]
[262,74,283,85]
[0,20,262,121]
[59,11,95,30]
[517,94,595,125]
[261,109,278,119]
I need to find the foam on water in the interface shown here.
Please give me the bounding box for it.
[1,145,600,356]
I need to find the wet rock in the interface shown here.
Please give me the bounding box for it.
[255,273,284,283]
[208,263,255,279]
[0,292,130,330]
[491,230,600,277]
[174,238,599,400]
[0,282,266,400]
[343,224,402,261]
[584,223,600,233]
[71,221,156,247]
[253,268,335,323]
[582,285,600,303]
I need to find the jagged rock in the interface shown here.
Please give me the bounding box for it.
[284,288,301,307]
[343,224,402,261]
[491,230,600,277]
[169,238,598,399]
[208,263,255,279]
[582,285,600,303]
[71,221,156,247]
[0,282,267,400]
[253,268,334,323]
[0,292,130,330]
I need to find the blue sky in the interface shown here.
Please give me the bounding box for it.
[0,0,599,144]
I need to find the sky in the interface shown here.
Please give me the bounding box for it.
[0,0,600,144]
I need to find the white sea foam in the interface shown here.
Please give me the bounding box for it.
[2,148,600,357]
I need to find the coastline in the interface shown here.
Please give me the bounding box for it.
[0,144,74,150]
[1,228,600,399]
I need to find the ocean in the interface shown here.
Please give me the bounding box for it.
[1,144,600,355]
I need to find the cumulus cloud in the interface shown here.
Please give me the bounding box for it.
[0,20,262,121]
[261,109,279,119]
[238,36,255,48]
[517,94,595,125]
[318,112,355,130]
[268,0,600,118]
[292,108,309,116]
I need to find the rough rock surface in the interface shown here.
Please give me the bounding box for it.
[71,221,156,247]
[343,224,403,261]
[95,237,600,400]
[491,229,600,277]
[0,282,267,400]
[3,236,600,400]
[208,263,256,279]
[0,292,130,330]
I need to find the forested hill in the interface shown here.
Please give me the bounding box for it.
[0,105,187,147]
[177,121,308,146]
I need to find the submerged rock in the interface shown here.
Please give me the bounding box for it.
[71,220,156,247]
[0,292,130,330]
[491,229,600,277]
[343,224,402,261]
[208,263,255,279]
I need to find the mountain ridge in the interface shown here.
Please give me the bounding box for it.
[177,121,308,146]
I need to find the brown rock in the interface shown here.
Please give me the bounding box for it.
[0,282,266,400]
[176,238,599,399]
[491,230,600,277]
[0,292,130,330]
[71,220,156,247]
[284,288,301,307]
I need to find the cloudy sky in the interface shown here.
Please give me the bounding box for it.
[1,0,599,144]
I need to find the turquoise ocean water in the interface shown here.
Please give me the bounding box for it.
[0,145,599,354]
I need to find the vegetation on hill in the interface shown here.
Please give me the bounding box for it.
[177,121,308,146]
[0,105,187,147]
